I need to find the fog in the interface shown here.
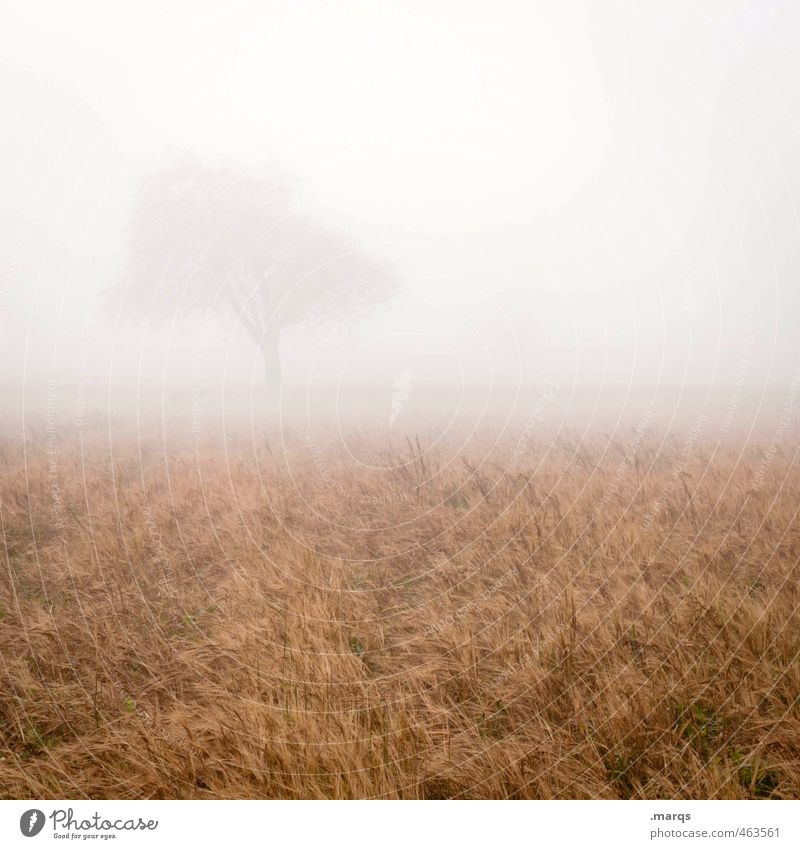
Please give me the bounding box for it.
[1,1,799,434]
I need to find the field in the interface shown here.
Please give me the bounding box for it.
[1,426,799,799]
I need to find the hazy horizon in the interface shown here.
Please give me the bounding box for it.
[2,1,800,434]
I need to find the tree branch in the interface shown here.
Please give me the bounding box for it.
[226,284,262,344]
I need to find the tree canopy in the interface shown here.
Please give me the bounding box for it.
[123,160,396,383]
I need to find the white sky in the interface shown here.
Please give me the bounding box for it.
[1,0,799,398]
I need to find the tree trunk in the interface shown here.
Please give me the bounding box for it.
[261,332,281,389]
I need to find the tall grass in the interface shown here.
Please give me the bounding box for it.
[0,427,798,798]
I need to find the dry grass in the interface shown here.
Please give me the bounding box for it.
[1,425,799,799]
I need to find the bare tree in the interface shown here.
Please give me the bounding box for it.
[123,160,396,387]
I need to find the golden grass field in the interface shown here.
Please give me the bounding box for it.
[1,426,798,799]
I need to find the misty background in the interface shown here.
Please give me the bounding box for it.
[1,1,799,434]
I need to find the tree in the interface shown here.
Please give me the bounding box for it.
[123,160,396,387]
